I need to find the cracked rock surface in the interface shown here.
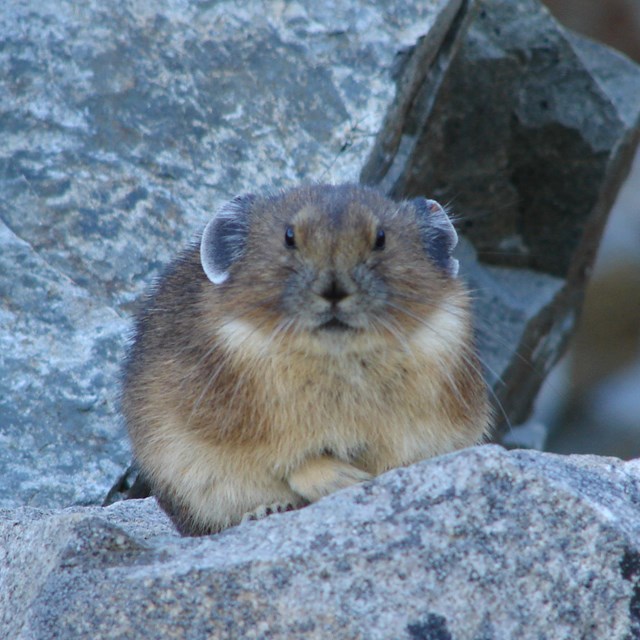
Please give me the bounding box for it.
[2,446,639,639]
[2,0,638,510]
[0,0,467,508]
[1,0,640,635]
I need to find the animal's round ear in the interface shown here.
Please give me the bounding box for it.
[412,198,459,278]
[200,194,255,284]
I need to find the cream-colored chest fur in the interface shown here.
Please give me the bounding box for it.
[218,312,472,476]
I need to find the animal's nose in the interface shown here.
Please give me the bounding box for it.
[320,278,349,303]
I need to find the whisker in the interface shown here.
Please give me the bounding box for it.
[373,315,417,363]
[384,298,512,431]
[186,356,230,428]
[178,293,281,387]
[390,287,537,370]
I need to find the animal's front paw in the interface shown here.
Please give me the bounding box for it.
[288,456,373,502]
[240,502,297,524]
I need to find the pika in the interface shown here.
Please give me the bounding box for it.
[122,184,491,535]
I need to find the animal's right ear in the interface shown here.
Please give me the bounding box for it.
[200,194,255,284]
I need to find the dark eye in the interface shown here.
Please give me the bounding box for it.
[374,228,386,250]
[284,226,296,248]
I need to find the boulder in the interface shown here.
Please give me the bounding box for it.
[0,0,639,541]
[0,0,470,508]
[362,0,640,432]
[0,223,127,508]
[2,446,639,639]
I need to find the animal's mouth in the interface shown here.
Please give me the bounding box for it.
[317,318,353,332]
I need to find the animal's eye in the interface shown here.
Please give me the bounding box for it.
[373,228,386,250]
[284,226,296,248]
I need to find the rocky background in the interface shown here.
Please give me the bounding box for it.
[1,0,639,637]
[538,0,640,460]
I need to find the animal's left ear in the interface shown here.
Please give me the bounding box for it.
[412,198,459,278]
[200,194,255,285]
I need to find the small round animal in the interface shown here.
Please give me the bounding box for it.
[121,183,491,535]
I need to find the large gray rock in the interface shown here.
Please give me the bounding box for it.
[0,0,469,509]
[2,446,639,639]
[362,0,640,432]
[0,223,127,509]
[0,0,639,510]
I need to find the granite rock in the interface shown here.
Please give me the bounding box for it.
[362,0,640,432]
[0,221,128,508]
[0,0,469,509]
[0,0,639,511]
[2,446,639,639]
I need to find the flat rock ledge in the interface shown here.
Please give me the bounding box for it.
[2,445,639,639]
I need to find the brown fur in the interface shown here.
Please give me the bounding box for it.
[122,184,491,535]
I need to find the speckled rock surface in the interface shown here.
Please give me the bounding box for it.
[0,0,468,509]
[363,0,640,431]
[0,221,128,508]
[1,0,639,511]
[2,446,639,639]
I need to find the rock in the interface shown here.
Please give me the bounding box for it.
[0,0,470,509]
[542,149,640,460]
[501,420,549,450]
[0,221,128,509]
[2,446,639,639]
[0,0,639,510]
[362,0,640,431]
